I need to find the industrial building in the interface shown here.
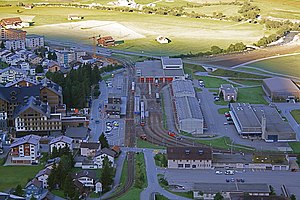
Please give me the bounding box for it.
[135,57,185,83]
[230,103,297,142]
[171,79,204,135]
[262,77,300,101]
[219,84,238,101]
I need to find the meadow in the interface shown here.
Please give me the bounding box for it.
[247,54,300,78]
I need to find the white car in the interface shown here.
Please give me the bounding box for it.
[215,170,223,175]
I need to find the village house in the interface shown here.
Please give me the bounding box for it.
[97,36,115,47]
[0,17,23,29]
[5,54,24,66]
[35,168,52,188]
[47,61,60,72]
[10,134,41,164]
[65,127,90,148]
[80,142,101,157]
[72,170,102,193]
[49,135,73,153]
[219,84,238,101]
[28,53,42,65]
[93,148,116,168]
[0,66,27,83]
[25,179,44,199]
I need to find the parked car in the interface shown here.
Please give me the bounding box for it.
[214,96,220,101]
[228,122,234,125]
[215,170,223,175]
[226,179,230,183]
[95,120,100,124]
[230,178,235,182]
[224,112,231,117]
[175,136,182,140]
[226,117,233,121]
[168,130,176,137]
[240,178,245,183]
[225,170,234,175]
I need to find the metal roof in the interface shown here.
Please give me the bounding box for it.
[10,134,41,148]
[263,77,300,92]
[172,79,195,97]
[175,96,203,121]
[49,135,73,145]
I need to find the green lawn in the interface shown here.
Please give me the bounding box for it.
[184,5,240,17]
[288,142,300,154]
[155,194,169,200]
[229,78,263,86]
[210,68,267,79]
[117,187,142,200]
[183,63,206,77]
[290,110,300,124]
[170,191,193,199]
[195,76,231,88]
[52,190,65,198]
[218,107,230,114]
[196,137,255,152]
[237,86,268,104]
[248,54,300,78]
[0,165,43,191]
[137,139,166,149]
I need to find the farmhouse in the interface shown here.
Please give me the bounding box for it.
[156,36,169,44]
[230,103,296,142]
[97,36,115,47]
[0,17,23,29]
[262,77,300,101]
[219,84,237,101]
[136,57,185,83]
[167,147,212,169]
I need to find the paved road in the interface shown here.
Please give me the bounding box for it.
[275,103,300,141]
[163,168,300,197]
[140,149,191,200]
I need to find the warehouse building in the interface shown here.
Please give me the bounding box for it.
[174,96,203,134]
[219,84,238,101]
[172,79,195,97]
[262,77,300,101]
[135,57,185,83]
[230,103,297,142]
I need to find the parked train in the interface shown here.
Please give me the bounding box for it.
[140,101,145,126]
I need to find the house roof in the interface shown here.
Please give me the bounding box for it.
[5,77,39,87]
[172,79,195,97]
[174,96,203,121]
[95,148,116,157]
[13,96,50,118]
[65,127,89,139]
[72,170,96,180]
[112,145,120,154]
[39,78,63,96]
[167,147,212,161]
[47,61,60,68]
[0,17,22,25]
[80,142,100,149]
[0,66,27,75]
[25,178,42,189]
[10,134,41,148]
[263,77,300,93]
[220,84,237,94]
[49,135,73,145]
[161,57,183,67]
[35,168,51,178]
[0,192,25,200]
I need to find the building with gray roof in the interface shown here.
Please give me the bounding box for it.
[135,58,185,83]
[262,77,300,101]
[230,103,296,142]
[172,79,195,97]
[174,96,203,134]
[49,135,73,153]
[219,84,238,101]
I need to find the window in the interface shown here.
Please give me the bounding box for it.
[192,165,196,168]
[185,164,190,168]
[178,164,183,168]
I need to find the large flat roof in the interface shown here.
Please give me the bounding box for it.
[213,153,252,164]
[263,77,300,93]
[231,103,261,129]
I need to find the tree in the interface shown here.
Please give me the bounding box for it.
[35,65,44,73]
[48,52,57,61]
[30,196,36,200]
[101,156,114,192]
[211,46,223,54]
[14,184,24,196]
[0,41,5,49]
[63,174,75,198]
[99,132,109,149]
[290,194,296,200]
[214,192,224,200]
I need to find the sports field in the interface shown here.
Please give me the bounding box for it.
[247,54,300,78]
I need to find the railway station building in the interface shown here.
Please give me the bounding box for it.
[135,57,185,83]
[262,77,300,101]
[230,103,296,142]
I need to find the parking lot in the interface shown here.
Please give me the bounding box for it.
[161,168,300,197]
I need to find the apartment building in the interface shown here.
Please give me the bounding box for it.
[4,29,27,40]
[10,134,41,164]
[25,34,44,48]
[5,40,25,50]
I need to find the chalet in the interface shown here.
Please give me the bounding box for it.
[35,168,51,188]
[97,36,115,47]
[49,135,73,153]
[93,148,116,168]
[10,134,41,164]
[167,147,212,169]
[28,54,42,65]
[25,179,43,199]
[65,127,90,148]
[47,61,60,73]
[0,66,27,83]
[80,142,101,157]
[72,170,102,193]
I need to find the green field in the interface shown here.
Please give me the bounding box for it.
[184,5,240,17]
[0,6,271,56]
[137,139,166,149]
[218,107,229,114]
[195,76,232,88]
[238,86,268,104]
[210,68,267,79]
[229,78,263,86]
[248,54,300,78]
[0,165,43,191]
[290,110,300,124]
[288,142,300,154]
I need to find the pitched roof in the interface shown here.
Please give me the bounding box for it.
[65,127,89,139]
[95,148,116,157]
[35,168,51,178]
[72,170,97,180]
[49,135,73,145]
[0,192,25,200]
[0,84,40,103]
[0,66,27,75]
[39,78,62,96]
[167,147,212,161]
[0,17,22,25]
[112,145,120,154]
[263,77,300,92]
[80,142,100,149]
[10,134,41,148]
[13,96,50,118]
[25,178,42,188]
[5,77,39,87]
